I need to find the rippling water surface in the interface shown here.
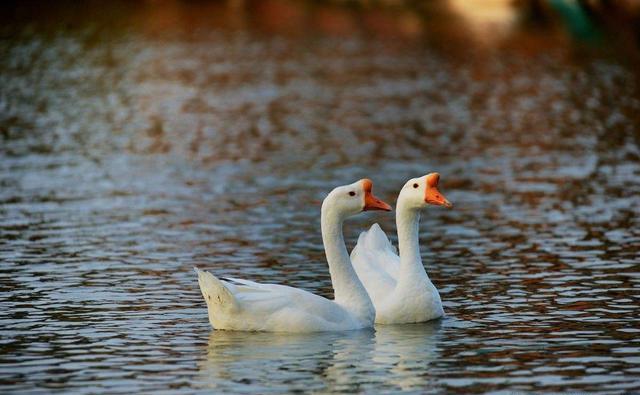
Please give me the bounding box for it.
[1,1,639,393]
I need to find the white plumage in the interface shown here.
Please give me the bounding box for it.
[351,173,451,324]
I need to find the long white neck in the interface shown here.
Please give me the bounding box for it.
[321,202,375,325]
[396,198,429,287]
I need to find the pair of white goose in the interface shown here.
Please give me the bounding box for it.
[195,173,452,332]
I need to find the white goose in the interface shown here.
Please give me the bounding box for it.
[351,173,452,324]
[195,179,391,332]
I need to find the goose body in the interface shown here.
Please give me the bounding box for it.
[351,173,452,324]
[194,270,367,332]
[195,179,391,332]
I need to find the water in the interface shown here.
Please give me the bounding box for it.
[1,1,639,393]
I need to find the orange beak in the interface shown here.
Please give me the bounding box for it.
[424,173,453,208]
[362,179,392,212]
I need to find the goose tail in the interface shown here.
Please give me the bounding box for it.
[354,223,397,255]
[194,267,239,312]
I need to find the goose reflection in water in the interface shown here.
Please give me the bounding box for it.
[197,321,442,393]
[370,322,443,391]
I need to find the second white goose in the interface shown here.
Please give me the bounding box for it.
[351,173,452,324]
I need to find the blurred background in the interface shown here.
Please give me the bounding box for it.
[1,0,639,393]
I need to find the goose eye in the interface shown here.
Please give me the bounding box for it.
[349,191,356,196]
[413,183,419,188]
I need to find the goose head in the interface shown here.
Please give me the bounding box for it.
[323,178,392,218]
[398,172,452,210]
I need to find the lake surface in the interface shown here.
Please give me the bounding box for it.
[1,1,639,393]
